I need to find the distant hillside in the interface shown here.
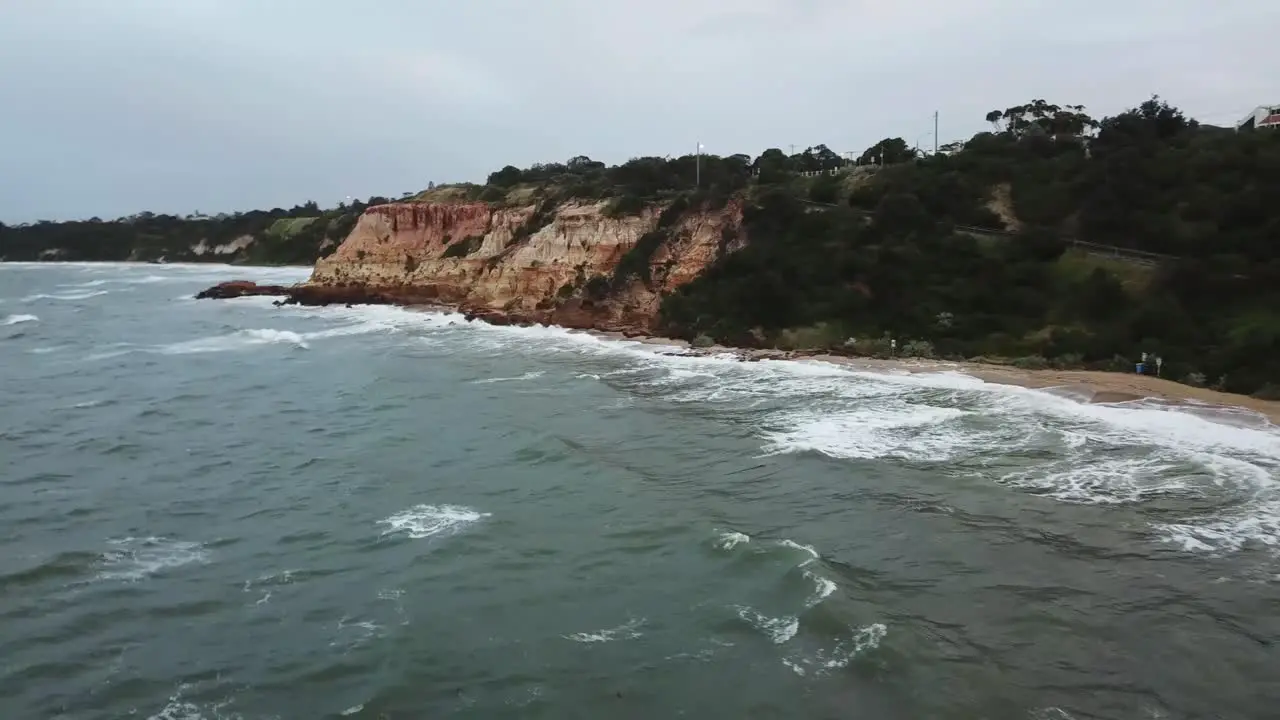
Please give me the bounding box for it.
[0,199,391,265]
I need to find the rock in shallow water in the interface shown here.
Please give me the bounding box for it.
[193,281,290,299]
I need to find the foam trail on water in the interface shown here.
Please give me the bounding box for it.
[58,279,109,289]
[379,504,490,539]
[99,537,209,581]
[471,371,546,385]
[4,313,37,325]
[762,405,968,461]
[736,607,800,644]
[158,328,310,354]
[22,290,110,302]
[564,617,645,643]
[803,568,837,607]
[777,539,820,561]
[782,623,887,677]
[715,531,750,550]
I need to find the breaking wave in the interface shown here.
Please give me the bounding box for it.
[140,296,1280,559]
[251,301,1280,558]
[4,313,37,325]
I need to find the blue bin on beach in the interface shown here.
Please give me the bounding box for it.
[1136,363,1145,374]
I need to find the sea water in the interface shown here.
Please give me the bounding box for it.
[3,262,1279,719]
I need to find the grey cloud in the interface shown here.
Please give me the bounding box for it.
[1,0,1276,222]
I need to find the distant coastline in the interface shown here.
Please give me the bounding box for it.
[17,94,1279,405]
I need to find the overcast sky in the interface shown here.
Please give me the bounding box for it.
[1,0,1276,222]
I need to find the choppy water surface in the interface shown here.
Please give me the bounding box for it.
[3,263,1280,719]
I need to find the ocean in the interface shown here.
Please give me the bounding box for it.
[3,262,1280,719]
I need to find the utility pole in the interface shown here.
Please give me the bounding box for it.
[789,144,796,156]
[934,111,939,155]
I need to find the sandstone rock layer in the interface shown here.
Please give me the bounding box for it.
[300,198,743,332]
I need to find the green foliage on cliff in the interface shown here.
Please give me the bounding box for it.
[612,230,668,288]
[658,97,1280,396]
[0,198,382,265]
[442,235,484,259]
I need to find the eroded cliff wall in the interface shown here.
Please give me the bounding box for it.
[308,199,743,332]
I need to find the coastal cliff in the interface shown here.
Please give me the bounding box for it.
[302,198,743,332]
[191,94,1280,396]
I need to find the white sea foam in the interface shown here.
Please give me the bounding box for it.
[59,278,109,288]
[303,320,396,340]
[1157,497,1280,555]
[1000,456,1193,505]
[21,289,110,302]
[471,370,546,385]
[158,328,311,354]
[564,617,645,643]
[736,606,800,644]
[761,404,968,461]
[782,623,887,677]
[4,313,37,325]
[379,504,490,539]
[243,569,301,590]
[99,537,209,581]
[715,531,750,550]
[147,697,204,720]
[144,682,246,720]
[777,539,820,562]
[803,568,838,607]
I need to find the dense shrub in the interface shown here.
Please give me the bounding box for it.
[442,235,484,259]
[611,230,667,287]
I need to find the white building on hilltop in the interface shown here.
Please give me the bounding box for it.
[1236,105,1280,130]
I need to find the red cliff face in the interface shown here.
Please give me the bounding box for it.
[308,198,743,332]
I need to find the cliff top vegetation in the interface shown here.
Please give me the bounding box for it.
[438,95,1280,397]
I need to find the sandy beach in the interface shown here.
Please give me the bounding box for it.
[820,354,1280,425]
[585,330,1280,426]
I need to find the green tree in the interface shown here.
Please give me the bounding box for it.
[858,138,913,165]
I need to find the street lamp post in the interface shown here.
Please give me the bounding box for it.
[696,142,703,189]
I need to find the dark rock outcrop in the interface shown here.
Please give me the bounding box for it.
[194,281,289,299]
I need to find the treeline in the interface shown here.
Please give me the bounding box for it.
[657,97,1280,397]
[0,197,396,264]
[479,143,861,210]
